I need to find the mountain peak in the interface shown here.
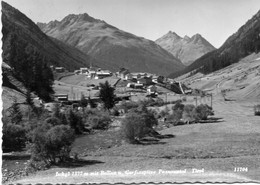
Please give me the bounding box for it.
[38,12,184,75]
[190,33,206,44]
[156,32,216,66]
[2,1,95,72]
[158,31,182,42]
[77,13,96,22]
[167,31,181,37]
[191,33,202,39]
[183,35,191,41]
[58,13,98,24]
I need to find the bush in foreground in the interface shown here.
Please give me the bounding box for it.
[65,109,84,134]
[122,106,158,144]
[84,109,112,130]
[166,101,184,125]
[182,104,196,123]
[31,123,75,165]
[119,101,139,113]
[158,106,170,118]
[195,104,214,120]
[2,121,27,152]
[166,102,214,125]
[122,112,149,144]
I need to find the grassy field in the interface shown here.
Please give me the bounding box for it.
[54,75,122,100]
[8,59,260,183]
[59,75,119,86]
[11,93,260,183]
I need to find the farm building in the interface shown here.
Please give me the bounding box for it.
[117,68,131,80]
[137,77,153,86]
[74,70,81,75]
[147,85,157,93]
[127,83,143,89]
[54,94,68,101]
[55,67,65,73]
[94,70,112,79]
[132,72,147,79]
[80,67,89,74]
[157,75,165,83]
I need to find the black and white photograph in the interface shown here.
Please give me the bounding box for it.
[2,0,260,184]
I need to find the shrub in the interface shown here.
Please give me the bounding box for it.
[166,109,183,125]
[31,123,75,164]
[88,97,97,108]
[182,104,196,123]
[65,109,84,134]
[158,106,170,118]
[172,101,185,112]
[119,101,139,113]
[122,106,158,144]
[130,104,158,127]
[254,104,260,116]
[52,103,62,118]
[45,117,62,126]
[122,112,150,144]
[195,104,214,120]
[79,94,88,108]
[111,107,120,116]
[9,99,23,124]
[45,125,75,162]
[182,97,187,102]
[166,101,185,125]
[2,121,27,152]
[141,97,165,107]
[85,110,111,129]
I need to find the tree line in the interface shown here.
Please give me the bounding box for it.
[5,33,54,102]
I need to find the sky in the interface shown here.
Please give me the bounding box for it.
[4,0,260,48]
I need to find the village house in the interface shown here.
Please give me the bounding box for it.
[152,75,159,83]
[157,75,165,83]
[127,83,143,89]
[132,72,147,79]
[74,70,81,75]
[147,85,157,94]
[125,73,133,80]
[94,70,112,79]
[55,67,65,73]
[137,76,153,86]
[80,67,89,74]
[117,68,131,80]
[54,94,68,101]
[86,67,100,78]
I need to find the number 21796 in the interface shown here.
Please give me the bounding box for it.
[234,167,248,172]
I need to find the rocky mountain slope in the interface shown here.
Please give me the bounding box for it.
[155,31,215,66]
[169,9,260,78]
[177,52,260,101]
[37,14,184,75]
[2,1,96,71]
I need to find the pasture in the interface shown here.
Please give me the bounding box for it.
[12,93,260,183]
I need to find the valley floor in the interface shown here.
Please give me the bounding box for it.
[9,53,260,184]
[12,94,260,184]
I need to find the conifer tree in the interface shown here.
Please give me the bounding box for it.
[99,81,116,110]
[10,98,23,124]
